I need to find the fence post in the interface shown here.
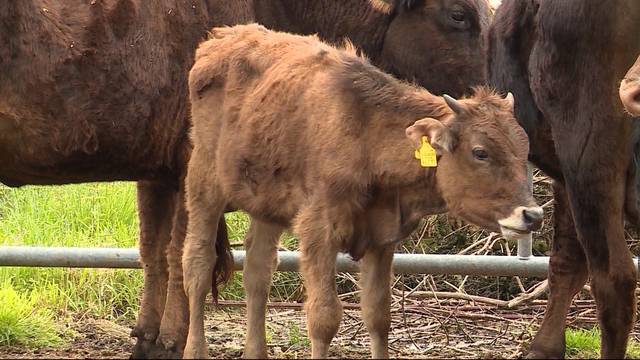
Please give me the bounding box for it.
[517,164,534,260]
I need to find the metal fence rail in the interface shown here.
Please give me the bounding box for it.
[2,246,640,278]
[0,246,554,277]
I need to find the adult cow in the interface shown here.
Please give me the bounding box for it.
[183,24,543,359]
[0,0,490,358]
[487,1,640,358]
[621,55,640,117]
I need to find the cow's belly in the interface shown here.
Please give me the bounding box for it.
[0,152,176,187]
[0,111,181,187]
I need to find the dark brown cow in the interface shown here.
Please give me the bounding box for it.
[0,0,490,358]
[488,1,640,358]
[621,55,640,117]
[183,24,542,359]
[251,0,490,96]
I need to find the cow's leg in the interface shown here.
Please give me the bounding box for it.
[154,188,190,358]
[130,181,173,359]
[182,158,226,359]
[563,167,636,358]
[243,218,283,358]
[570,193,636,358]
[359,243,395,359]
[296,206,343,359]
[527,183,588,359]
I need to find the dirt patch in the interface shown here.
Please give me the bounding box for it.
[0,318,133,359]
[0,303,535,359]
[1,299,638,359]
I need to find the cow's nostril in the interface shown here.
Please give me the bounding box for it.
[522,207,543,230]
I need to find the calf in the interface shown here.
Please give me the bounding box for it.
[621,54,640,117]
[183,24,542,358]
[0,1,490,357]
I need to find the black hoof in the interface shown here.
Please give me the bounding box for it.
[130,338,183,359]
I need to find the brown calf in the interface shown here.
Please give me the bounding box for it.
[0,1,491,357]
[621,55,640,117]
[183,24,542,358]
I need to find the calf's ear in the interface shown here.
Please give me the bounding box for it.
[405,117,457,155]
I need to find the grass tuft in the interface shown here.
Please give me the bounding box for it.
[566,327,640,359]
[0,284,63,348]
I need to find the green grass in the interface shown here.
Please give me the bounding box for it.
[566,327,640,359]
[0,182,256,347]
[0,284,63,347]
[286,322,310,348]
[0,183,138,248]
[0,183,143,347]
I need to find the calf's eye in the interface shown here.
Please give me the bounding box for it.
[472,148,488,161]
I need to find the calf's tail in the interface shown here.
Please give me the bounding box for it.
[211,215,233,304]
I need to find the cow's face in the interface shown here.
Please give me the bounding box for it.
[381,0,490,97]
[406,89,543,239]
[620,54,640,117]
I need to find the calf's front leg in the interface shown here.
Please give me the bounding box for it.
[295,206,344,358]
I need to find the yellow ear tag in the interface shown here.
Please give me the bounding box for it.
[414,136,437,167]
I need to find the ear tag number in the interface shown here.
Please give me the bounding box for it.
[414,136,437,168]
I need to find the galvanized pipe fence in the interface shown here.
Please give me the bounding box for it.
[0,246,550,277]
[5,165,635,278]
[0,164,550,278]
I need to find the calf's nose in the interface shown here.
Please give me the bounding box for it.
[522,207,543,231]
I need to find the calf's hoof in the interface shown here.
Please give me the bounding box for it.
[183,340,209,359]
[130,327,159,359]
[130,340,182,359]
[129,332,183,359]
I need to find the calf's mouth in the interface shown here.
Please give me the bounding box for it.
[497,205,544,240]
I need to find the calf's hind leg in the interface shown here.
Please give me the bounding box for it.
[243,218,283,358]
[360,243,395,358]
[182,155,227,359]
[131,181,173,359]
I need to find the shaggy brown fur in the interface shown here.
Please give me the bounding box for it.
[488,1,640,358]
[0,0,491,358]
[0,2,234,358]
[183,24,541,358]
[621,55,640,116]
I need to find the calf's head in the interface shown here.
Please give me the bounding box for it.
[406,89,543,239]
[382,0,491,97]
[620,55,640,117]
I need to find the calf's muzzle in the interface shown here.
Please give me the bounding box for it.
[498,205,544,240]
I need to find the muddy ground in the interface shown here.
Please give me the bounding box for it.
[0,300,552,359]
[2,296,639,359]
